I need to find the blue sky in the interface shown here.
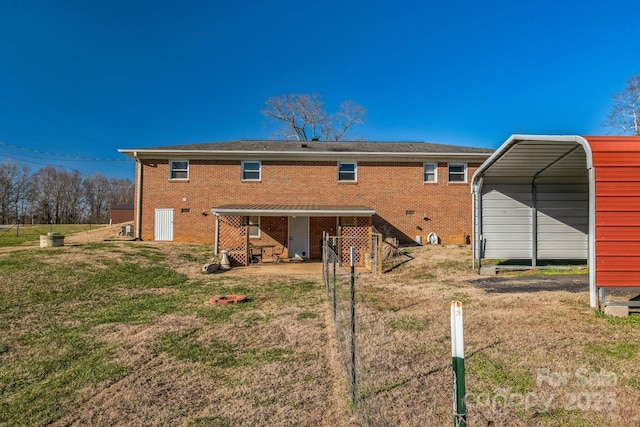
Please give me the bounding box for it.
[2,0,639,179]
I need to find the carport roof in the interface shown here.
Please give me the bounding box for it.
[211,204,375,216]
[471,135,593,185]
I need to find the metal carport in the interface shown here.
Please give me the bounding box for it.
[472,134,640,309]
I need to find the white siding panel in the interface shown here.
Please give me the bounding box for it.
[481,185,532,259]
[536,183,588,259]
[480,182,588,260]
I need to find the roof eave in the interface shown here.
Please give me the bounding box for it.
[119,148,491,161]
[211,207,376,217]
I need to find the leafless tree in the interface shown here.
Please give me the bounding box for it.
[0,158,133,224]
[604,74,640,136]
[31,167,83,223]
[0,160,32,224]
[83,173,110,223]
[262,93,365,141]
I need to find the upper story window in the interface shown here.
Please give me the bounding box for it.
[338,162,357,182]
[448,163,467,183]
[423,163,437,183]
[169,160,189,180]
[242,161,261,181]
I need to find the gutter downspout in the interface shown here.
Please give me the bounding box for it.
[134,152,142,240]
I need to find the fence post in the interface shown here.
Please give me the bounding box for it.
[377,233,383,275]
[350,246,357,405]
[322,233,328,291]
[451,301,467,427]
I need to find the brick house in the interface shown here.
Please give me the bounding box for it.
[118,140,492,265]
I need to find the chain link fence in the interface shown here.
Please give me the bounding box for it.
[323,235,447,426]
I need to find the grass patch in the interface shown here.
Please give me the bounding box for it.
[0,242,325,425]
[297,311,318,320]
[155,329,291,368]
[388,315,430,331]
[0,224,106,248]
[451,291,471,305]
[0,320,129,425]
[468,352,535,395]
[188,416,234,427]
[534,408,608,427]
[584,342,639,361]
[435,260,468,271]
[504,268,588,277]
[414,272,436,281]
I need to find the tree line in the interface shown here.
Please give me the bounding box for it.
[0,159,133,225]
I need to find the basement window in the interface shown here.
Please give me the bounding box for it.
[169,160,189,180]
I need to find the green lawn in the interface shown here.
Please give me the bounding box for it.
[0,224,104,248]
[0,243,339,426]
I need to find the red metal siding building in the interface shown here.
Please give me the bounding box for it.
[590,137,640,289]
[110,204,134,224]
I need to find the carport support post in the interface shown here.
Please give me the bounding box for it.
[451,301,467,427]
[531,181,538,268]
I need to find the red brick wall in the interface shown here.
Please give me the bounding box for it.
[310,217,337,259]
[111,209,134,224]
[250,216,289,259]
[137,158,481,245]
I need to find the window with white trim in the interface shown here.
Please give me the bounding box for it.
[338,162,357,182]
[169,160,189,180]
[248,216,260,238]
[423,163,437,183]
[448,163,467,183]
[242,161,261,181]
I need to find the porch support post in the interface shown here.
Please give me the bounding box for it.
[214,213,219,256]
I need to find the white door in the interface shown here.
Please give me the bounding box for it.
[289,216,309,258]
[154,208,174,241]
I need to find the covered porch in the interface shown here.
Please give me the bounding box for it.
[211,204,375,267]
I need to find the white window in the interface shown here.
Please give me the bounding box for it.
[242,161,261,181]
[423,163,437,183]
[448,163,467,183]
[338,162,357,182]
[169,160,189,180]
[248,216,260,238]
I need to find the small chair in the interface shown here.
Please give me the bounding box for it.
[271,246,284,264]
[249,244,263,264]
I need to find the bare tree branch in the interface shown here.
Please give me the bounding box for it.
[604,74,640,136]
[262,93,365,141]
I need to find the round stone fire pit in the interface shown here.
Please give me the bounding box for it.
[209,294,247,305]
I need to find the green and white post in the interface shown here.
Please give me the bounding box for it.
[451,301,467,427]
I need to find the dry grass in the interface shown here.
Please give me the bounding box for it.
[338,244,640,426]
[3,228,640,426]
